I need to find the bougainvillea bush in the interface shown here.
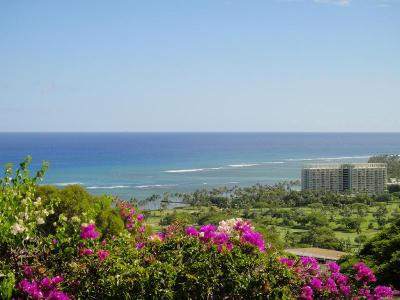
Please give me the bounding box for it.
[0,158,397,299]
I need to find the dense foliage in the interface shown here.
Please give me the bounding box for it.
[152,184,399,251]
[340,217,400,290]
[0,158,397,299]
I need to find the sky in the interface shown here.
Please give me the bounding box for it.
[0,0,399,132]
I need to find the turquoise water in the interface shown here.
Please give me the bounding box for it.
[0,132,399,200]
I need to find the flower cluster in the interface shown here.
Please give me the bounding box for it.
[79,223,99,239]
[117,201,145,232]
[78,223,110,262]
[184,218,265,252]
[17,275,70,300]
[354,262,376,284]
[279,257,394,300]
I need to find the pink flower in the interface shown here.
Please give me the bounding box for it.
[327,262,340,274]
[353,262,376,284]
[80,224,99,239]
[301,286,313,300]
[359,288,371,297]
[82,248,94,256]
[149,233,165,242]
[22,265,34,277]
[136,242,145,249]
[126,223,133,231]
[185,226,199,236]
[137,214,144,221]
[301,257,319,271]
[18,279,44,299]
[280,257,294,267]
[325,278,337,293]
[213,232,230,245]
[51,276,64,285]
[310,278,323,290]
[46,290,70,300]
[199,225,217,242]
[139,225,146,233]
[340,285,351,297]
[241,231,265,252]
[97,249,109,261]
[40,277,51,289]
[373,286,394,299]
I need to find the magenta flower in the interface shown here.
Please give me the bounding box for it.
[19,279,44,299]
[18,276,70,300]
[136,242,145,249]
[340,284,351,297]
[80,223,99,239]
[185,226,199,236]
[51,276,64,285]
[213,232,230,245]
[325,278,337,293]
[22,265,34,277]
[280,257,294,267]
[46,290,71,300]
[354,262,376,283]
[137,214,145,221]
[374,286,394,299]
[97,249,109,261]
[126,223,133,231]
[82,248,94,256]
[40,277,52,289]
[359,288,371,297]
[332,272,348,285]
[327,261,340,274]
[241,231,265,252]
[301,257,319,271]
[301,286,313,300]
[310,277,323,290]
[199,224,217,242]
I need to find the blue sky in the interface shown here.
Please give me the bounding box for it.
[0,0,399,132]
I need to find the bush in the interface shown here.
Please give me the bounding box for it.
[159,211,195,226]
[36,184,125,237]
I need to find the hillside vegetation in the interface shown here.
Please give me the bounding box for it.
[0,157,398,299]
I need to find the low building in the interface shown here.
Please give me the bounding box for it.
[285,247,349,262]
[302,163,387,194]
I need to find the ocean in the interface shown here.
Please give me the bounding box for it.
[0,132,399,201]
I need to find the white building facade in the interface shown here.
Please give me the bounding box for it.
[302,163,387,194]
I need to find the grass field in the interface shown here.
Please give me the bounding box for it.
[144,199,400,252]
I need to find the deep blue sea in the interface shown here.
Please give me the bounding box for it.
[1,133,399,201]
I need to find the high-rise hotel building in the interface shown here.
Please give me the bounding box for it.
[301,163,387,194]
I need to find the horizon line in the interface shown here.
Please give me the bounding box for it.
[0,131,400,134]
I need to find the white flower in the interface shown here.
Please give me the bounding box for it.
[36,217,45,225]
[43,209,49,216]
[21,199,27,205]
[10,223,25,235]
[33,198,41,206]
